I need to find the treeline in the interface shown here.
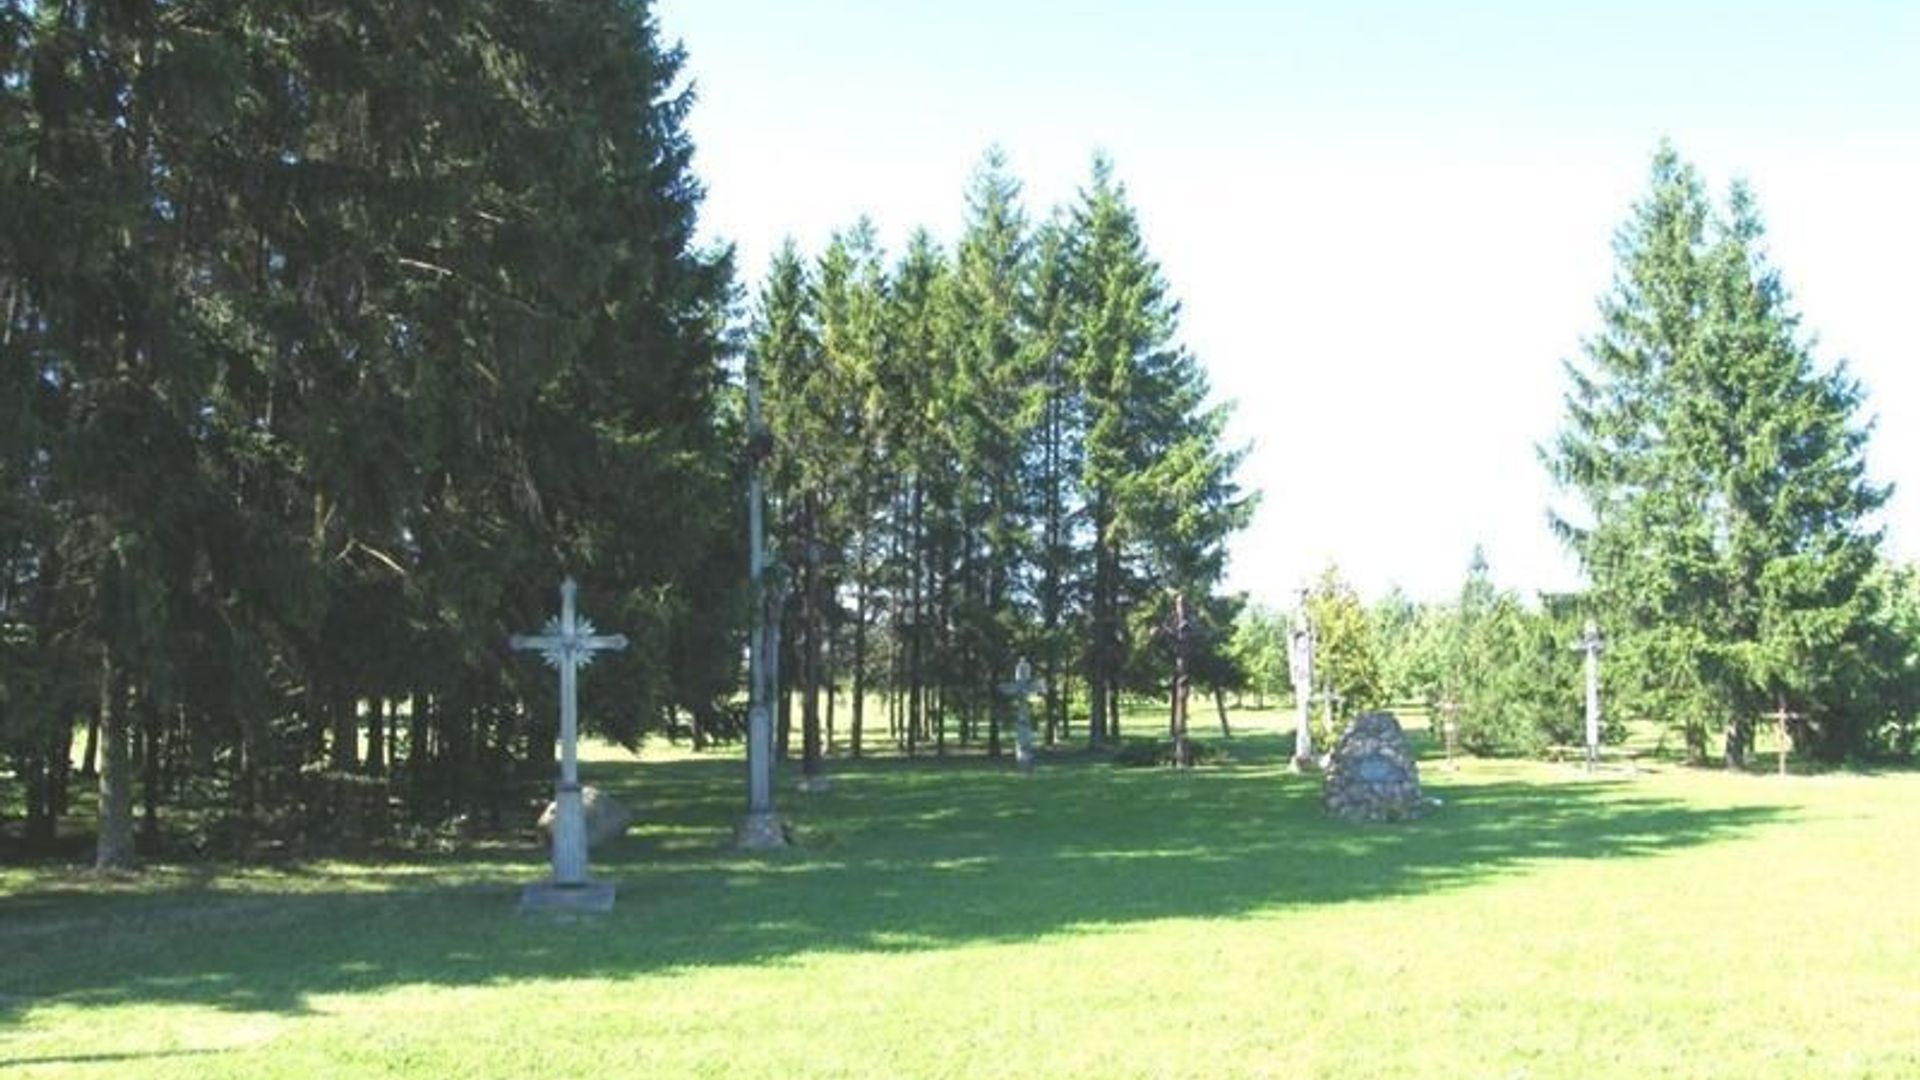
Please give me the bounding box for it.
[749,152,1252,776]
[0,1,741,862]
[1231,145,1920,765]
[1240,546,1917,763]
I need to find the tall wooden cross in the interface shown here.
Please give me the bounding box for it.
[1762,695,1805,778]
[1314,685,1343,752]
[1158,590,1201,768]
[511,578,628,890]
[739,367,785,848]
[1436,696,1461,770]
[998,656,1045,773]
[1576,619,1604,772]
[1291,587,1316,768]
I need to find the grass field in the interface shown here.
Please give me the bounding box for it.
[3,707,1917,1078]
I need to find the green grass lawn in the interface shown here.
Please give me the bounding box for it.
[3,707,1917,1078]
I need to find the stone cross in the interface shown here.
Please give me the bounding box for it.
[998,656,1045,773]
[1290,588,1316,769]
[1576,619,1604,771]
[511,578,628,903]
[1761,695,1805,778]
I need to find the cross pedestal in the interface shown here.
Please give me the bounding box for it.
[512,578,628,913]
[998,657,1045,773]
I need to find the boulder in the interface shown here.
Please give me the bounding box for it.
[1322,712,1430,823]
[536,785,633,848]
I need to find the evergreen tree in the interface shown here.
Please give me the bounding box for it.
[949,147,1036,757]
[2,0,737,851]
[1549,144,1889,764]
[1067,155,1251,744]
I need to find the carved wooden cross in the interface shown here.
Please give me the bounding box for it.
[1761,695,1805,778]
[1435,696,1461,767]
[1574,619,1604,771]
[1291,587,1316,764]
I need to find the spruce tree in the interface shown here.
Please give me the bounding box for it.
[1550,144,1889,763]
[1066,154,1250,745]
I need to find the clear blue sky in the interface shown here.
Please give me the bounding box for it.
[655,0,1920,605]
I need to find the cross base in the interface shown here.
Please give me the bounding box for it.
[519,880,616,915]
[736,811,789,850]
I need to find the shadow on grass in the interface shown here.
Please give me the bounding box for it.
[0,1049,224,1069]
[0,734,1789,1024]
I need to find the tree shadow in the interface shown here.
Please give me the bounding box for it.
[0,1049,225,1069]
[0,743,1790,1025]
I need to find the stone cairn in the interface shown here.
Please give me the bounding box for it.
[1322,711,1431,823]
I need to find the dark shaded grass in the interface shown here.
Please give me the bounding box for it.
[0,729,1785,1027]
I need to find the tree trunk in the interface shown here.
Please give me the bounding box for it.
[1088,535,1113,749]
[851,575,868,759]
[367,697,386,777]
[139,694,161,850]
[46,713,73,816]
[1215,687,1231,738]
[1171,592,1192,769]
[80,705,99,779]
[331,694,358,771]
[95,651,135,871]
[800,514,824,783]
[1723,715,1748,771]
[21,748,52,848]
[775,611,793,758]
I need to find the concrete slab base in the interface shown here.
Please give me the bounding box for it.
[737,812,789,850]
[519,880,616,915]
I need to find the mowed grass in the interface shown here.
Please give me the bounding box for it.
[3,708,1918,1078]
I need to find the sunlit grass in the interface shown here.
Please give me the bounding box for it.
[3,705,1916,1077]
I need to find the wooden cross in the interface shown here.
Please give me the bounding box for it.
[1291,587,1316,764]
[511,578,628,887]
[1435,696,1461,768]
[1313,686,1343,745]
[1574,619,1604,771]
[1761,695,1805,778]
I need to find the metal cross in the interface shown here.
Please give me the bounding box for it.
[511,577,628,886]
